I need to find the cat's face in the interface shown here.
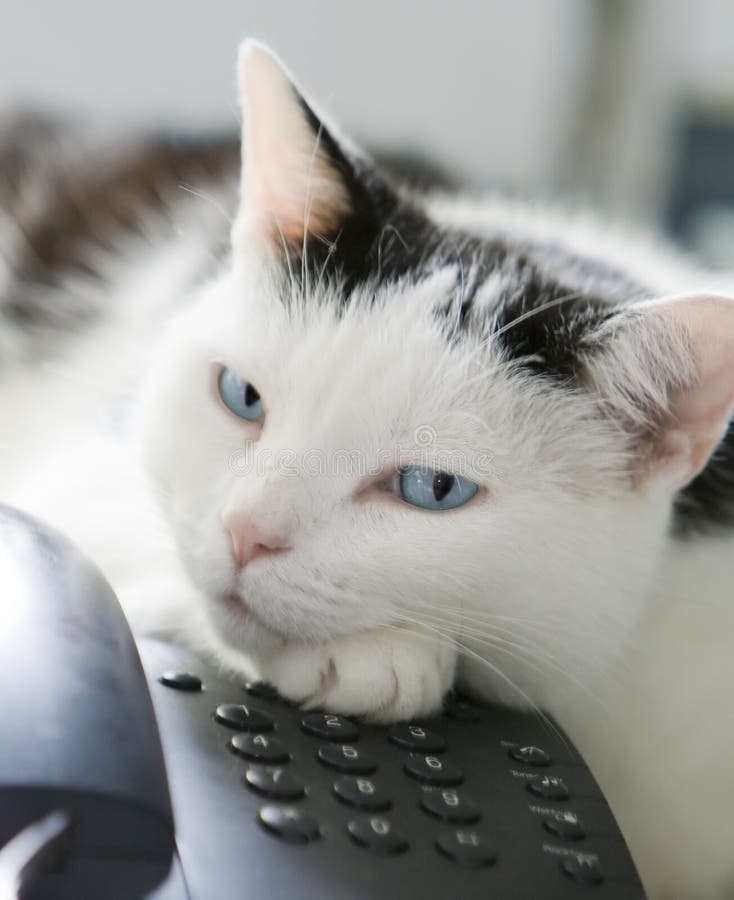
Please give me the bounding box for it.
[141,43,734,711]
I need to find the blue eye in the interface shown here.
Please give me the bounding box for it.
[397,466,479,511]
[217,366,264,421]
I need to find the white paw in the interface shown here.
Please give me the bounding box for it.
[256,628,457,723]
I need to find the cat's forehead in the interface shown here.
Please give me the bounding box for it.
[225,264,479,392]
[197,262,521,450]
[183,255,623,492]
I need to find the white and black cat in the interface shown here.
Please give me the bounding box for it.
[1,43,733,900]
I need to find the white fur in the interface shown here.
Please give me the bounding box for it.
[1,42,734,900]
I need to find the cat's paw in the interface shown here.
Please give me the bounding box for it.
[257,628,457,723]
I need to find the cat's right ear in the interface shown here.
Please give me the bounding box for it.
[231,41,383,267]
[582,293,734,493]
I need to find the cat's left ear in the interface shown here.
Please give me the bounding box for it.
[232,41,382,262]
[585,293,734,491]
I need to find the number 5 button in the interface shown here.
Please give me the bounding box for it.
[317,743,377,774]
[404,754,464,786]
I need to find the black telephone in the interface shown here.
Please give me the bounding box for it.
[0,504,646,899]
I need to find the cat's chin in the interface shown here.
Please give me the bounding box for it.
[215,590,288,647]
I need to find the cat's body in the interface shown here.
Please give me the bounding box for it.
[1,46,733,899]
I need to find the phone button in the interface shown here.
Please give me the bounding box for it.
[420,787,480,823]
[333,776,392,811]
[317,743,377,774]
[301,713,359,742]
[347,816,409,855]
[404,754,464,786]
[508,745,551,766]
[159,671,202,692]
[215,703,274,732]
[543,811,586,840]
[560,854,604,884]
[526,775,570,801]
[435,830,497,867]
[388,723,447,752]
[230,733,291,764]
[244,681,281,702]
[443,697,480,722]
[245,766,306,800]
[259,805,319,844]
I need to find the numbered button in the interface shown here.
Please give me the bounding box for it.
[435,830,497,867]
[543,810,586,840]
[404,754,464,786]
[420,787,480,823]
[388,723,446,752]
[159,671,202,692]
[230,733,290,764]
[300,713,359,742]
[527,774,569,801]
[347,817,408,855]
[561,855,604,884]
[214,703,273,732]
[317,744,376,774]
[333,776,392,811]
[508,744,551,766]
[259,806,319,844]
[443,697,480,722]
[244,681,281,702]
[244,766,305,800]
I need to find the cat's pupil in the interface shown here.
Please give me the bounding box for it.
[432,472,454,502]
[244,384,260,407]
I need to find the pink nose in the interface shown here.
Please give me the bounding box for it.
[223,514,291,571]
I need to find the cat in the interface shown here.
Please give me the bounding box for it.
[1,41,733,900]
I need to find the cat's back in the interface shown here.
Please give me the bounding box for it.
[0,112,237,367]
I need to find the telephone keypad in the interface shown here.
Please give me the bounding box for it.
[146,642,645,899]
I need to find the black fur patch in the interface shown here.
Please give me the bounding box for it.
[674,426,734,536]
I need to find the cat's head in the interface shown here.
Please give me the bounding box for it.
[141,42,734,711]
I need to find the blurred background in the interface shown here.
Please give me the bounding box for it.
[2,0,734,267]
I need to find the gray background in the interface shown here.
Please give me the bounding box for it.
[2,0,734,258]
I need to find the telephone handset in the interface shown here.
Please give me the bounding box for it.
[0,504,174,899]
[0,505,646,899]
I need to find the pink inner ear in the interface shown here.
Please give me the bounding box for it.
[236,42,351,250]
[650,294,734,487]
